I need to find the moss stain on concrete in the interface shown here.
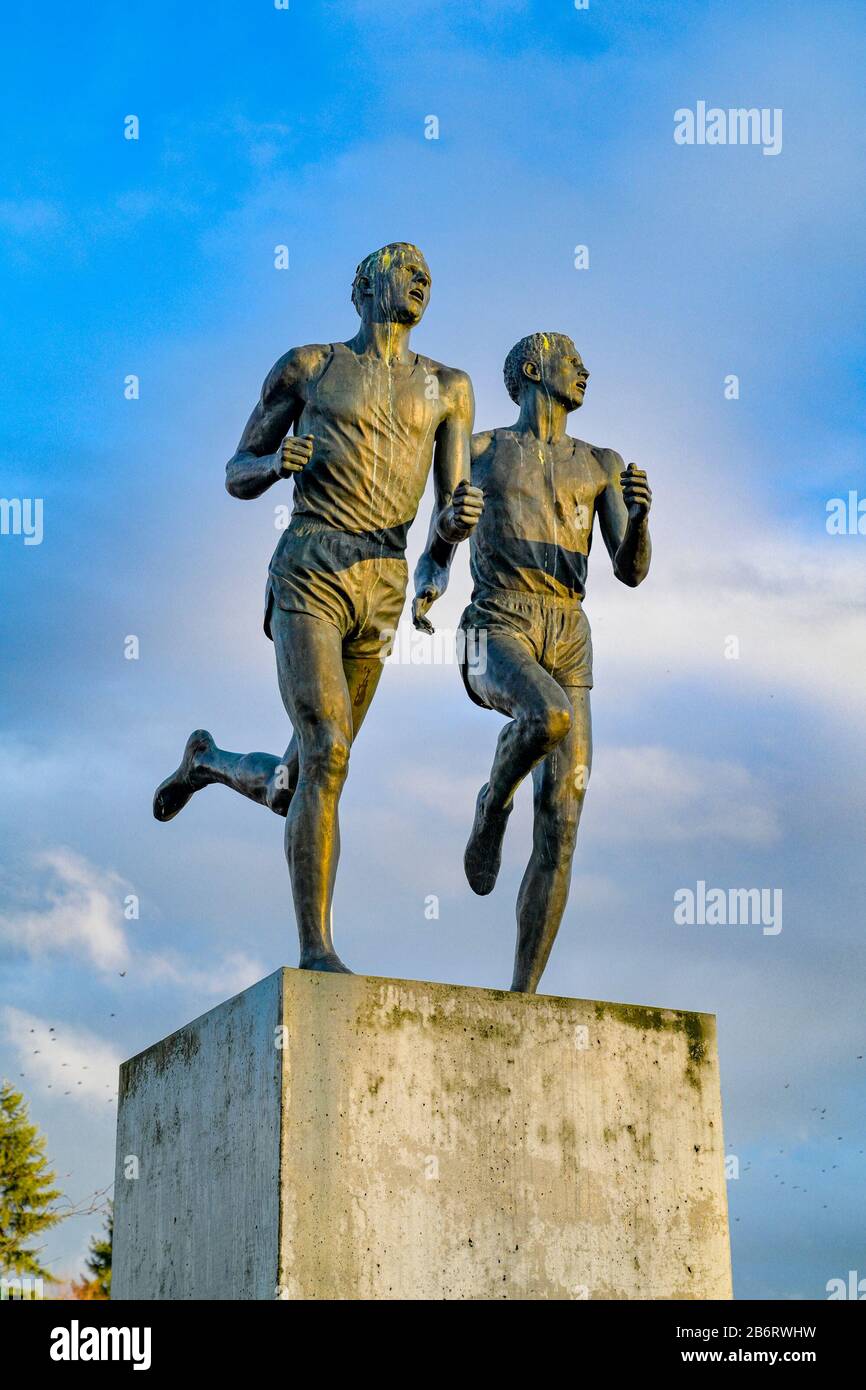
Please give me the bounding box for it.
[593,1002,710,1090]
[361,997,522,1048]
[120,1025,202,1100]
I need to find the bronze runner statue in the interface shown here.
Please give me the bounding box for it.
[413,332,652,992]
[154,244,483,974]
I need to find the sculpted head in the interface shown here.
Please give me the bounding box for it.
[351,243,431,326]
[503,333,589,412]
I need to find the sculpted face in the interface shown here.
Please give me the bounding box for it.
[525,336,590,411]
[358,245,431,325]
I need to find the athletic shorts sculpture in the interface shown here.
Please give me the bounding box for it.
[154,246,652,993]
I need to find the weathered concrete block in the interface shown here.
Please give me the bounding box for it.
[113,969,732,1300]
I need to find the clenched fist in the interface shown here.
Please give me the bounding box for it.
[440,479,484,541]
[621,462,652,521]
[278,434,315,475]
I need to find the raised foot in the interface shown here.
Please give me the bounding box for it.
[153,729,215,822]
[464,782,513,896]
[299,953,354,975]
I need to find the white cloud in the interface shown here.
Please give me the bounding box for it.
[588,745,780,845]
[386,744,776,848]
[591,530,866,716]
[0,849,130,973]
[145,950,264,1000]
[0,849,265,997]
[1,1006,121,1110]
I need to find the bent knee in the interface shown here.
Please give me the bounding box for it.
[301,726,352,783]
[523,701,572,751]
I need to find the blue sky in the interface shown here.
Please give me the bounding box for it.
[1,0,864,1298]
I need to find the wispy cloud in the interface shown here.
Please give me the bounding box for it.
[386,744,779,847]
[590,528,866,716]
[588,746,780,845]
[0,849,264,996]
[1,1005,121,1110]
[0,849,130,973]
[144,949,265,1000]
[0,198,62,235]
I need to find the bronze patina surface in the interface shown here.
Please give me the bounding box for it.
[413,333,652,992]
[154,244,483,974]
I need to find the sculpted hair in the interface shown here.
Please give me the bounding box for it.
[351,242,426,314]
[503,332,573,404]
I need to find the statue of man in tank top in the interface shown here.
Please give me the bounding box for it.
[153,244,483,974]
[412,332,652,993]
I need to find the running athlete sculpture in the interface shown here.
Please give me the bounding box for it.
[153,244,483,974]
[413,332,652,992]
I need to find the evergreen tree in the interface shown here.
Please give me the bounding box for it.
[81,1201,112,1299]
[0,1080,63,1279]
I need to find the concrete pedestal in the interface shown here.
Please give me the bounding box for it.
[112,969,732,1300]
